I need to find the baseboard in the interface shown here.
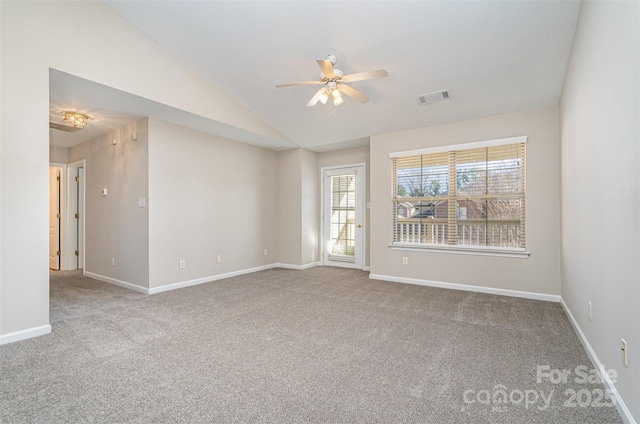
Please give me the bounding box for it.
[368,273,561,302]
[85,263,322,295]
[83,271,148,294]
[148,264,279,294]
[363,266,371,271]
[149,262,323,293]
[274,262,320,270]
[561,299,636,424]
[0,324,51,345]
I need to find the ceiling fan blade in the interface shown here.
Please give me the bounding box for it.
[316,59,335,79]
[275,80,323,88]
[342,69,388,83]
[339,84,369,104]
[306,87,328,107]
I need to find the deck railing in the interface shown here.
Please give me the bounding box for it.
[395,218,522,248]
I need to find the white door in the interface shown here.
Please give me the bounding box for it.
[322,166,364,269]
[77,167,85,269]
[67,164,85,270]
[49,167,60,270]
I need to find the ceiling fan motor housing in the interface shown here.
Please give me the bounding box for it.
[321,68,343,81]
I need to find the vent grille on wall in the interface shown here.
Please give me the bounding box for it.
[417,90,451,105]
[49,122,83,133]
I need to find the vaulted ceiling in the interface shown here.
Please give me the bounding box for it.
[51,1,581,151]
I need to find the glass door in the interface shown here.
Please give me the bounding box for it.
[323,166,364,269]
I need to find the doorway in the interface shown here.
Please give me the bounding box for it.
[49,161,85,271]
[66,161,85,270]
[49,166,62,270]
[322,165,365,269]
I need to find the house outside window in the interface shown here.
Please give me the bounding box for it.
[390,136,527,253]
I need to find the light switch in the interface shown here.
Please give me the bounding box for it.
[138,197,146,208]
[101,188,108,196]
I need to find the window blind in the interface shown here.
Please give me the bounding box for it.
[392,139,526,250]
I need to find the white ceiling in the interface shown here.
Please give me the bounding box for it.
[51,1,581,151]
[49,69,295,150]
[50,71,143,149]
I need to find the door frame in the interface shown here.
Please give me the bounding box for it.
[320,163,366,270]
[65,160,85,270]
[49,163,66,270]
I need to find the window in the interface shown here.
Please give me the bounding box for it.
[330,174,356,257]
[390,136,527,253]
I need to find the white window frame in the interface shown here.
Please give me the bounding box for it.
[389,136,529,259]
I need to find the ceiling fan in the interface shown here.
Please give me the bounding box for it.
[276,54,388,107]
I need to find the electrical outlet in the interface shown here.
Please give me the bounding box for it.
[588,301,592,321]
[402,257,409,266]
[217,255,222,263]
[110,258,115,267]
[264,249,268,256]
[621,339,628,366]
[179,260,186,269]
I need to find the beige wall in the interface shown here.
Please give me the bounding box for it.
[276,148,320,267]
[0,0,287,338]
[560,1,639,420]
[148,118,279,287]
[49,146,69,164]
[68,119,150,289]
[301,149,319,265]
[276,149,303,265]
[318,146,371,268]
[370,107,561,296]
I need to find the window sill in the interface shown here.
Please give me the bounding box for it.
[389,243,530,259]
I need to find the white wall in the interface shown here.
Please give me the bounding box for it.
[370,107,562,296]
[68,119,149,289]
[318,146,371,268]
[0,0,287,339]
[560,1,639,421]
[148,118,279,288]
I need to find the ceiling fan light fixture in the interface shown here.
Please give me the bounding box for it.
[62,111,88,128]
[318,91,329,105]
[333,93,344,106]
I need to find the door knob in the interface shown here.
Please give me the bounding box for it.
[357,224,362,228]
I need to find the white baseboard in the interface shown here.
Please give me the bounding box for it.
[0,324,51,345]
[561,299,636,424]
[148,264,278,294]
[84,263,322,295]
[149,262,323,293]
[274,262,320,271]
[363,266,371,271]
[84,271,148,294]
[368,273,561,302]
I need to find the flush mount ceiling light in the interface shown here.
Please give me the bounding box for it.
[62,111,89,128]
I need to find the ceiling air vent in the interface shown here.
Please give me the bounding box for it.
[417,90,451,105]
[49,122,82,133]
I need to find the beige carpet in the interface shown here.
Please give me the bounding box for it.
[0,267,622,423]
